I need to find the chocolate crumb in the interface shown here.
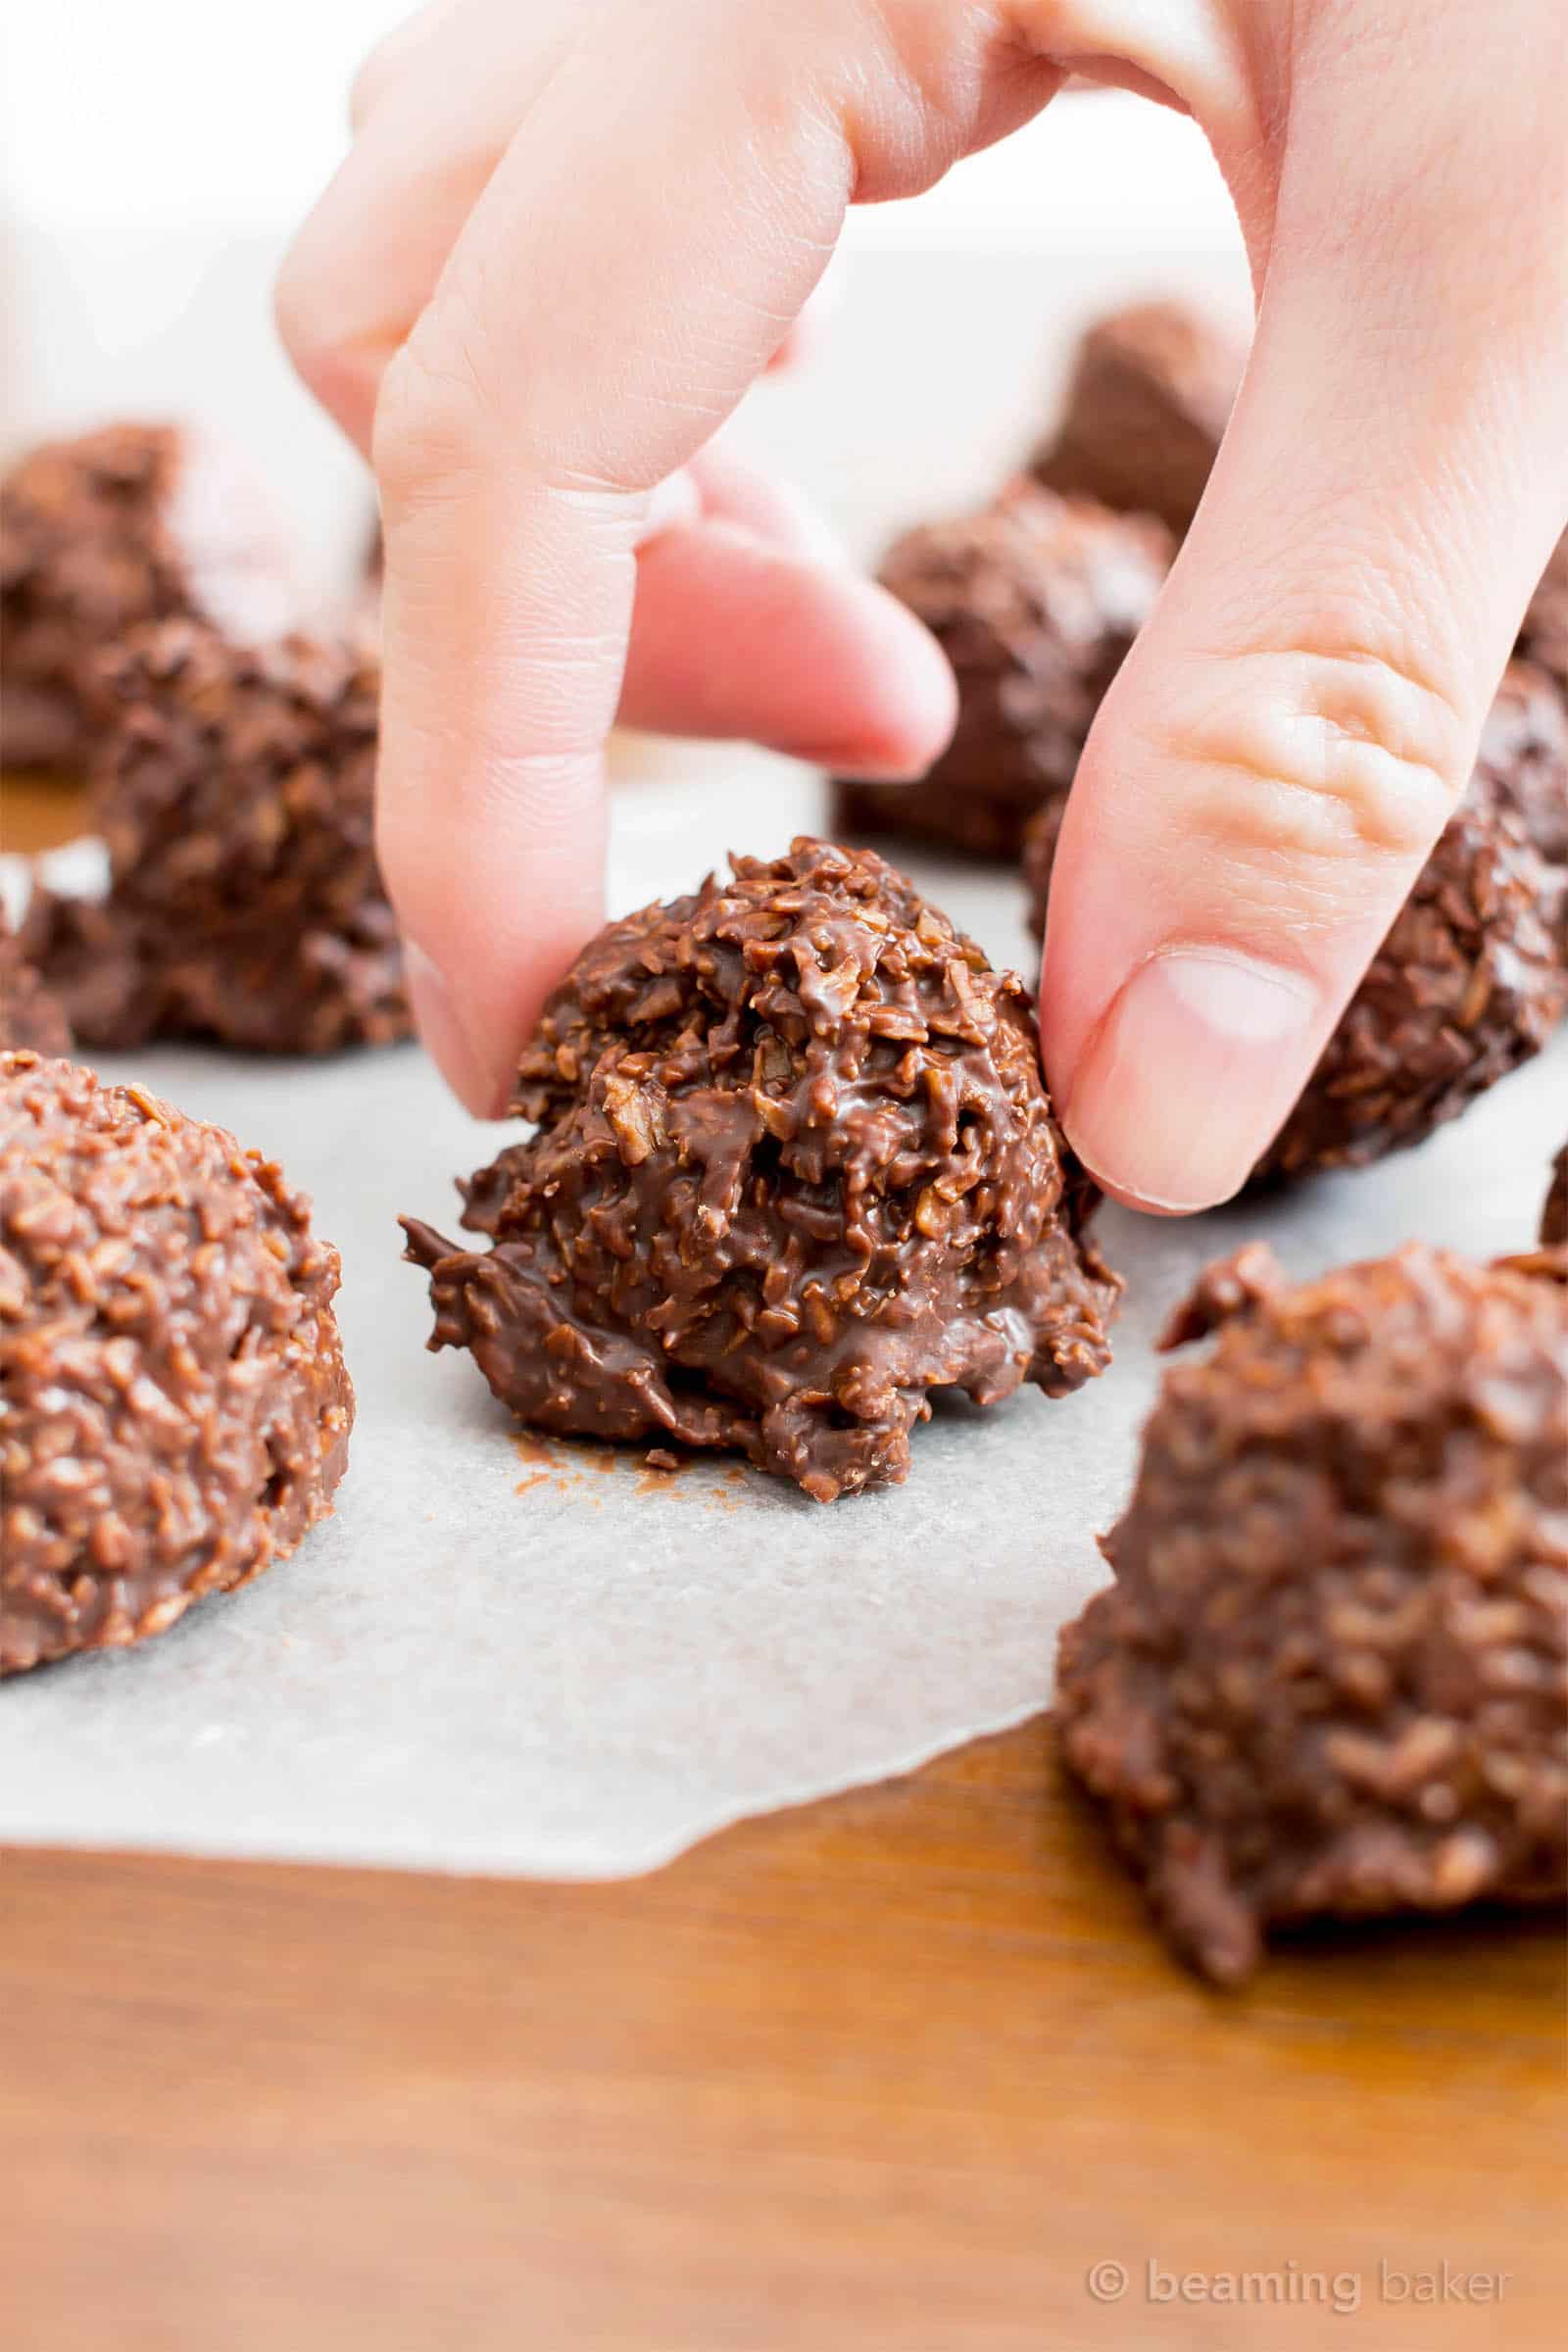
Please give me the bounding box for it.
[0,1051,353,1673]
[1056,1242,1568,1982]
[404,839,1119,1502]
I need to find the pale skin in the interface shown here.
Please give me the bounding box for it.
[276,0,1568,1211]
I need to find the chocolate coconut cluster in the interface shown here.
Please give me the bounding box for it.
[405,839,1119,1501]
[836,300,1233,858]
[836,479,1171,858]
[0,421,298,776]
[1056,1241,1568,1982]
[1030,298,1246,538]
[0,1052,353,1673]
[2,421,408,1057]
[22,619,408,1054]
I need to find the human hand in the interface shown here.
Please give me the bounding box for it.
[277,0,1568,1210]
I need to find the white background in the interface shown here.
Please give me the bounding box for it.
[0,1,1250,593]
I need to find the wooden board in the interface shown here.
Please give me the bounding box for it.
[3,1716,1562,2351]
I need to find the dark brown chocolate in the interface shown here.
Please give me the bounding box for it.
[1023,662,1568,1180]
[0,908,70,1055]
[1032,299,1246,536]
[404,839,1119,1502]
[0,422,297,776]
[836,480,1171,858]
[1056,1241,1568,1983]
[0,1051,353,1673]
[1544,1144,1568,1248]
[23,618,410,1055]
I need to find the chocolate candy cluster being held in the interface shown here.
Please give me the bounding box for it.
[405,839,1119,1502]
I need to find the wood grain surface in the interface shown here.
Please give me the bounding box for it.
[3,1715,1563,2352]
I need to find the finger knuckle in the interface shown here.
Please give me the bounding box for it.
[371,328,492,515]
[1167,640,1470,871]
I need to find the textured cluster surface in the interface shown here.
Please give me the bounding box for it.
[0,1053,353,1673]
[837,480,1170,858]
[0,422,294,775]
[1025,662,1568,1180]
[24,618,409,1054]
[0,910,70,1056]
[405,840,1118,1501]
[1031,299,1245,536]
[1056,1241,1568,1982]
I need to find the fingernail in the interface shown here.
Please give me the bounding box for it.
[1061,949,1321,1212]
[405,942,513,1118]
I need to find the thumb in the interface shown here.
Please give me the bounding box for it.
[1041,6,1568,1211]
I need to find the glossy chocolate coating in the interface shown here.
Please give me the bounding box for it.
[405,839,1119,1501]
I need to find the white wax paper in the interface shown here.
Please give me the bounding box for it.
[3,763,1564,1876]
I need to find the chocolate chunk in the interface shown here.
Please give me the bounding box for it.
[24,618,411,1055]
[1023,662,1568,1181]
[1544,1145,1568,1248]
[0,1051,353,1673]
[0,422,298,776]
[1031,299,1246,536]
[836,480,1171,858]
[1519,527,1568,693]
[404,839,1119,1502]
[0,909,71,1055]
[1056,1242,1568,1982]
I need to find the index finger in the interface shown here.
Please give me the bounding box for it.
[368,29,858,1110]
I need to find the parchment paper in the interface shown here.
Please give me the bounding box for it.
[3,760,1564,1876]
